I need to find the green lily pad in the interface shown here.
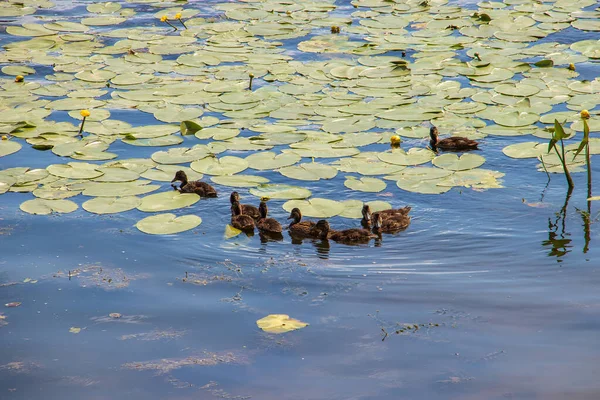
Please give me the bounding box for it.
[93,167,139,182]
[256,314,308,334]
[338,200,392,219]
[378,148,436,166]
[502,142,546,158]
[140,166,203,182]
[137,191,200,212]
[136,213,202,235]
[282,198,345,218]
[191,156,248,176]
[0,141,21,157]
[151,145,214,164]
[47,163,104,179]
[396,177,452,194]
[279,163,338,181]
[82,196,141,214]
[81,181,160,197]
[432,154,486,171]
[344,176,387,192]
[20,199,78,215]
[210,175,269,188]
[493,111,539,127]
[122,136,183,147]
[246,152,301,170]
[249,184,311,200]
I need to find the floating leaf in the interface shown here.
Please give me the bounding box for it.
[81,181,160,197]
[210,175,269,188]
[82,196,141,215]
[502,142,546,159]
[20,199,78,215]
[224,224,242,239]
[378,148,436,166]
[256,314,308,334]
[279,163,338,181]
[344,176,387,192]
[136,213,202,235]
[69,327,81,334]
[282,198,344,218]
[137,191,199,213]
[47,163,104,179]
[250,184,311,200]
[432,154,485,171]
[338,200,392,219]
[246,152,300,170]
[191,156,248,176]
[0,141,21,158]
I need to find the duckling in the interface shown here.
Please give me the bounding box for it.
[314,220,377,245]
[230,191,260,220]
[256,201,282,234]
[372,212,410,234]
[171,170,217,197]
[361,204,411,228]
[429,126,478,152]
[230,200,255,232]
[287,208,317,237]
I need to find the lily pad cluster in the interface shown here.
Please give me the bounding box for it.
[1,0,598,233]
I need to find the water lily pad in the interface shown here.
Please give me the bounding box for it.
[279,163,338,181]
[224,224,242,239]
[344,176,387,192]
[122,136,183,147]
[136,213,202,235]
[93,167,139,182]
[432,154,485,171]
[137,191,199,212]
[396,177,452,194]
[338,200,392,219]
[0,141,21,157]
[502,142,546,158]
[493,111,539,127]
[47,163,104,179]
[82,196,141,214]
[282,198,344,218]
[191,156,248,176]
[249,184,311,200]
[20,199,78,215]
[210,175,269,188]
[151,145,214,164]
[378,148,436,166]
[246,152,300,170]
[256,314,308,334]
[81,181,160,197]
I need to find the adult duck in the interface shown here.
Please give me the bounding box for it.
[230,201,255,232]
[256,201,282,234]
[429,126,478,152]
[230,191,260,219]
[287,208,317,238]
[171,170,217,197]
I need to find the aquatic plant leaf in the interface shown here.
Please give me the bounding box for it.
[47,163,104,179]
[246,152,300,170]
[136,213,202,235]
[151,146,214,164]
[378,148,436,166]
[210,175,269,188]
[140,166,202,182]
[344,176,387,192]
[338,200,392,219]
[82,196,141,214]
[224,224,242,239]
[396,177,452,195]
[122,136,183,147]
[256,314,308,334]
[279,163,338,181]
[191,156,248,176]
[250,184,311,200]
[33,186,81,200]
[0,141,21,158]
[69,327,81,334]
[493,111,539,127]
[432,154,485,171]
[502,142,546,159]
[137,191,199,212]
[282,198,344,218]
[93,167,139,182]
[81,181,160,197]
[20,199,78,215]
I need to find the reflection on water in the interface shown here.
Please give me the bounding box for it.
[543,188,573,262]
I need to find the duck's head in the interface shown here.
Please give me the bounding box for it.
[231,200,242,217]
[373,213,383,230]
[315,219,330,239]
[429,126,439,142]
[259,201,268,218]
[171,170,187,183]
[287,207,301,223]
[230,191,240,204]
[362,204,372,222]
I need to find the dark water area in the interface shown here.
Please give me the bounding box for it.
[2,0,600,399]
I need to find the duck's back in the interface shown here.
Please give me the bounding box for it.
[183,181,217,197]
[257,217,282,233]
[289,220,316,236]
[241,204,260,219]
[437,136,478,151]
[231,215,254,231]
[330,228,374,244]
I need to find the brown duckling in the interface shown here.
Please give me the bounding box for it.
[230,200,255,232]
[230,191,260,220]
[361,204,411,228]
[429,126,478,152]
[314,220,377,245]
[287,207,317,237]
[171,170,217,197]
[256,201,282,234]
[372,212,410,234]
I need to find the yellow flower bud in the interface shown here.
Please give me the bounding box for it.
[15,75,24,82]
[80,110,91,118]
[160,15,168,22]
[390,135,401,146]
[581,110,591,120]
[568,63,575,71]
[1,135,8,141]
[249,73,254,78]
[175,13,182,19]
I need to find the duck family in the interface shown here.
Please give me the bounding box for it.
[169,122,480,245]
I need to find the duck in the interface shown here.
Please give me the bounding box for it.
[287,208,317,238]
[256,201,282,234]
[313,220,377,245]
[361,204,411,228]
[230,200,255,232]
[171,170,217,197]
[429,126,478,152]
[230,191,260,220]
[372,212,410,234]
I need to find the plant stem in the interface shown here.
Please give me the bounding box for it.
[552,141,574,189]
[78,116,86,138]
[178,19,187,29]
[586,140,592,201]
[165,20,178,31]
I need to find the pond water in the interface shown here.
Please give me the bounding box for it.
[1,0,600,399]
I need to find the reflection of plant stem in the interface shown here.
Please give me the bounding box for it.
[552,141,574,189]
[77,117,86,138]
[578,208,591,254]
[539,155,550,181]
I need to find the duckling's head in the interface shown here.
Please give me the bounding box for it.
[171,170,187,183]
[231,200,242,216]
[259,201,268,218]
[287,207,301,222]
[373,213,383,229]
[362,204,371,222]
[315,219,330,238]
[230,191,240,204]
[429,126,439,142]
